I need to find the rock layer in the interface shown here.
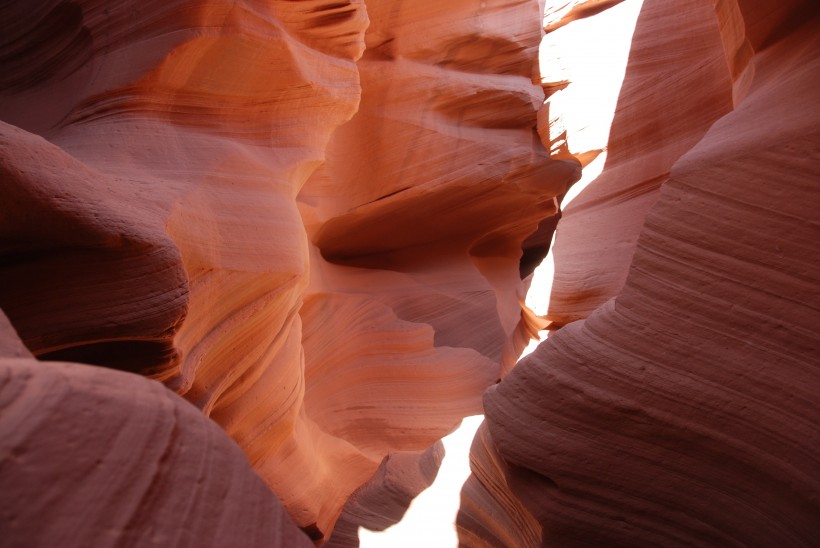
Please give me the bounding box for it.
[462,0,820,545]
[545,0,735,325]
[0,0,573,541]
[0,312,311,548]
[325,444,445,547]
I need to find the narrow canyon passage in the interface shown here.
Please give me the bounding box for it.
[358,4,645,543]
[1,0,818,547]
[456,0,820,546]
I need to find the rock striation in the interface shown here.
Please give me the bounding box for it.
[0,311,312,547]
[324,443,445,547]
[4,0,816,544]
[461,0,820,545]
[0,0,575,542]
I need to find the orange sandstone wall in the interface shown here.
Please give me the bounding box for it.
[0,0,573,543]
[460,0,820,545]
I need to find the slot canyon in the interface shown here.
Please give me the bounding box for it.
[1,0,818,546]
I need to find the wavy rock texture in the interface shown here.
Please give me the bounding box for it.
[458,422,542,548]
[1,0,368,538]
[325,443,444,547]
[0,0,573,542]
[461,0,820,545]
[0,312,311,548]
[300,0,580,379]
[545,0,736,325]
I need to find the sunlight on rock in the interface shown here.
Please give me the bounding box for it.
[359,416,485,547]
[358,2,645,545]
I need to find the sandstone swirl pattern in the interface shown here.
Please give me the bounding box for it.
[460,0,820,546]
[0,0,575,543]
[0,312,312,548]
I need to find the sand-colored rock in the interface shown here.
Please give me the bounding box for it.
[0,312,311,548]
[462,0,820,545]
[1,0,573,541]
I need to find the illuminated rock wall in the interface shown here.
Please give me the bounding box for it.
[460,0,820,545]
[0,0,573,542]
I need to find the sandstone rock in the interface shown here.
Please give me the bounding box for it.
[0,313,311,548]
[1,0,366,536]
[0,311,32,359]
[457,423,541,548]
[1,0,572,541]
[545,0,735,326]
[462,0,820,545]
[296,0,580,533]
[301,0,581,378]
[325,444,445,547]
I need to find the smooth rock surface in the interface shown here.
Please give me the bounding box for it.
[0,0,572,541]
[462,0,820,545]
[325,444,444,547]
[0,315,311,548]
[545,0,735,326]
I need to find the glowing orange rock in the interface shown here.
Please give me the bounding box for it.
[0,0,575,541]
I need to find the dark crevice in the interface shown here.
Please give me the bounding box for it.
[38,339,177,375]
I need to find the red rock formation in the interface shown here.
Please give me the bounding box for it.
[0,311,311,547]
[457,423,541,547]
[300,0,579,378]
[1,0,574,542]
[1,0,369,537]
[461,0,820,545]
[546,0,736,325]
[325,444,445,547]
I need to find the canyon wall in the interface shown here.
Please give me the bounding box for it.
[0,0,576,544]
[2,0,817,545]
[0,311,312,548]
[460,0,820,545]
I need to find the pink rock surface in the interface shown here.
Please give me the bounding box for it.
[457,423,541,547]
[1,1,366,536]
[462,0,820,545]
[300,0,580,378]
[1,0,572,541]
[0,314,311,547]
[8,0,813,544]
[545,0,736,326]
[325,444,445,547]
